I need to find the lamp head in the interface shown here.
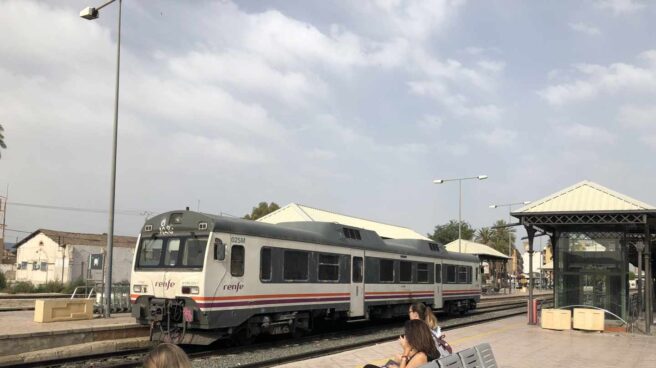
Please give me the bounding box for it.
[489,204,498,209]
[523,201,532,204]
[80,7,99,20]
[477,175,488,180]
[433,179,444,184]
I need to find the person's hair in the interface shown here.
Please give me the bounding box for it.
[404,319,439,360]
[143,343,192,368]
[410,302,438,330]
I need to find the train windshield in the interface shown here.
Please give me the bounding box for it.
[136,236,208,270]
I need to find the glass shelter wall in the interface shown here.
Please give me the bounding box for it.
[555,232,628,320]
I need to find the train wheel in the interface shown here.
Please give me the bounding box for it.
[234,329,254,345]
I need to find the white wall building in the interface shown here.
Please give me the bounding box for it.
[258,203,431,240]
[14,229,137,285]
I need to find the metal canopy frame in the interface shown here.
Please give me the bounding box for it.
[513,209,656,333]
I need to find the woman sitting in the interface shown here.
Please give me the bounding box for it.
[365,319,439,368]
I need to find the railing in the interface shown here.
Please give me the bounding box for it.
[71,283,131,315]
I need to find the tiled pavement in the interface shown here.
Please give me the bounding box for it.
[274,315,656,368]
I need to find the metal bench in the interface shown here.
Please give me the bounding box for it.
[420,343,497,368]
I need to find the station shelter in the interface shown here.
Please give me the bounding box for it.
[511,180,656,333]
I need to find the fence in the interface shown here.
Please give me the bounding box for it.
[71,282,131,315]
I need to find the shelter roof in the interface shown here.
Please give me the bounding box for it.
[444,239,510,259]
[257,203,431,241]
[513,180,656,214]
[14,229,137,249]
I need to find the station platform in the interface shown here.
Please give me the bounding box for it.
[0,310,149,366]
[274,315,656,368]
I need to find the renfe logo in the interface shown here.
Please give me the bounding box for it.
[223,281,244,293]
[155,280,176,290]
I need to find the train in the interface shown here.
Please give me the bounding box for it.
[130,210,481,344]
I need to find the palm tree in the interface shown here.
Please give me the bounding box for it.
[0,124,6,158]
[475,227,495,246]
[491,219,516,255]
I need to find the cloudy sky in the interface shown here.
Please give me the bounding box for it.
[1,0,656,247]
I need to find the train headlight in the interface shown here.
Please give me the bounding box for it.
[133,284,148,293]
[182,286,199,295]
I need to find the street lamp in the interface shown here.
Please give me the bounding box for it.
[80,0,122,318]
[433,175,488,253]
[489,200,531,293]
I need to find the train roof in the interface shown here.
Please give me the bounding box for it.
[142,210,478,262]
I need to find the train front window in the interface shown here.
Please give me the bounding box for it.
[138,239,163,266]
[137,237,207,269]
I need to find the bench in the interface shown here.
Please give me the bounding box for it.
[419,343,497,368]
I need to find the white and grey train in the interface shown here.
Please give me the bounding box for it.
[130,210,481,344]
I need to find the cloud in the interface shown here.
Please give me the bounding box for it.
[569,22,601,36]
[561,123,615,144]
[417,115,443,129]
[474,128,518,147]
[595,0,646,15]
[617,105,656,128]
[408,80,503,121]
[538,50,656,105]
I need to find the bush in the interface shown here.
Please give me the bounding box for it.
[36,280,65,293]
[11,281,35,294]
[63,277,87,294]
[0,272,6,290]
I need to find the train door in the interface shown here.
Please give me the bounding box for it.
[434,263,443,309]
[349,250,365,317]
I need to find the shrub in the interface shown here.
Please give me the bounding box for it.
[0,272,6,290]
[36,280,65,293]
[11,281,35,294]
[63,277,87,294]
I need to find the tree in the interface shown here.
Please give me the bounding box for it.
[475,227,495,246]
[243,202,280,220]
[428,219,475,245]
[489,219,516,255]
[0,124,6,159]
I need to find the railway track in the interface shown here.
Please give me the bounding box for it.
[20,296,550,368]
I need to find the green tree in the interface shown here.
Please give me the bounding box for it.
[0,124,6,158]
[489,219,516,255]
[475,227,495,246]
[428,219,475,245]
[243,202,280,220]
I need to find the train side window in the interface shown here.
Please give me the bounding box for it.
[400,261,412,282]
[417,263,429,283]
[435,264,442,283]
[446,264,456,283]
[260,247,272,281]
[230,245,245,277]
[467,266,473,283]
[283,250,309,281]
[318,254,340,281]
[352,257,363,283]
[457,266,467,283]
[379,259,394,282]
[213,238,225,260]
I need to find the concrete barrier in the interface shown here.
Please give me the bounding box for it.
[34,299,94,323]
[572,308,604,331]
[541,309,571,330]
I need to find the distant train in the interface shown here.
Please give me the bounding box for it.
[130,210,481,344]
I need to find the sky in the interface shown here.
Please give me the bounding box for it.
[1,0,656,249]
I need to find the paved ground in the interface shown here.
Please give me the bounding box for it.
[274,315,656,368]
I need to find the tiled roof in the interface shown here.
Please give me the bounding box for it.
[514,180,656,214]
[14,229,137,249]
[257,203,431,241]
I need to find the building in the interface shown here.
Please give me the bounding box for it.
[257,203,431,240]
[14,229,137,285]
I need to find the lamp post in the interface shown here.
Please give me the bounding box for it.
[489,201,531,293]
[80,0,122,318]
[433,175,488,253]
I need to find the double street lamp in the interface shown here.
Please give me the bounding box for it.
[489,201,531,292]
[80,0,122,318]
[433,175,488,253]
